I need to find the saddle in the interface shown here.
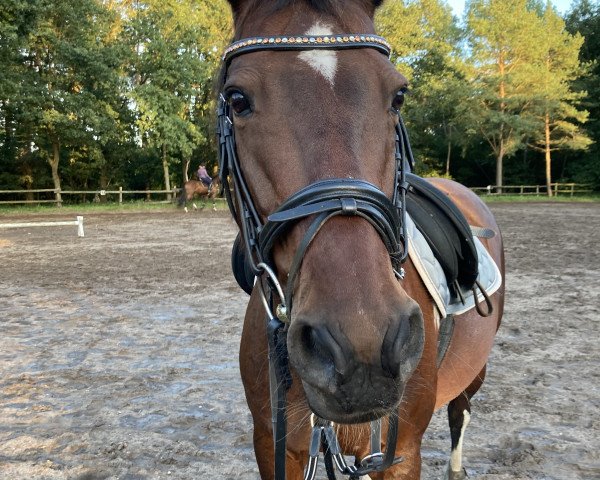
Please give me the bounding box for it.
[404,174,478,302]
[231,175,479,300]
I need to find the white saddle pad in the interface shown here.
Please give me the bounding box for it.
[405,214,503,320]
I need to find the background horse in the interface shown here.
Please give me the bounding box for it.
[219,1,505,479]
[177,177,220,212]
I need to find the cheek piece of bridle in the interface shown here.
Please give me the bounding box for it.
[217,34,415,480]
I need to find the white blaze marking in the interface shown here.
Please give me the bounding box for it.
[298,22,337,86]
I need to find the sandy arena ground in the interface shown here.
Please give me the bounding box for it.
[0,202,598,479]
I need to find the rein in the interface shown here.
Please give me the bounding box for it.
[217,32,415,480]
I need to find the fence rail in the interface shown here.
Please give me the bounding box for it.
[0,187,182,205]
[469,183,593,196]
[0,182,595,206]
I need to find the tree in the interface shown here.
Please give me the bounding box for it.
[565,0,600,190]
[2,0,124,204]
[376,0,471,176]
[0,0,31,190]
[124,0,230,196]
[528,2,591,196]
[465,0,547,191]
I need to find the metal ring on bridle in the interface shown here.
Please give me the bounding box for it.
[256,262,288,323]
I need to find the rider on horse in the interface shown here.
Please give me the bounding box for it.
[197,165,212,187]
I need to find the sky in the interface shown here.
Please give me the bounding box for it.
[447,0,575,16]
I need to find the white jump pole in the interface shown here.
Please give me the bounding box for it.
[76,216,84,237]
[0,216,84,237]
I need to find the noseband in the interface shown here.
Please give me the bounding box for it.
[217,32,416,480]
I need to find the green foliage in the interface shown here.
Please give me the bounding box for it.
[0,0,232,193]
[376,0,470,176]
[564,0,600,189]
[464,0,546,186]
[0,0,597,198]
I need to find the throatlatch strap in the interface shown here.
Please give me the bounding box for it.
[268,316,289,480]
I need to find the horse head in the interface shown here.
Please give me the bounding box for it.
[221,0,424,425]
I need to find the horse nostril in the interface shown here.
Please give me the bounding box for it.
[382,320,408,377]
[382,307,424,379]
[300,325,351,378]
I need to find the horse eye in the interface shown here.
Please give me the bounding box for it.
[228,91,252,116]
[391,88,407,112]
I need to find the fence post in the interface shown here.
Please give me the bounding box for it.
[54,188,62,207]
[486,185,491,195]
[119,186,123,204]
[570,183,574,197]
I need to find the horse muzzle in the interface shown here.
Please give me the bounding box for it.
[287,302,424,424]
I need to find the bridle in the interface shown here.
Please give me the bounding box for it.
[217,32,416,480]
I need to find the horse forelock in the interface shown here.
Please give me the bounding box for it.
[217,0,383,97]
[228,0,383,36]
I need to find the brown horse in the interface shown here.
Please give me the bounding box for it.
[217,1,505,479]
[177,177,220,212]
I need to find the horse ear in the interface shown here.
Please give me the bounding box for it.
[226,0,243,14]
[362,0,385,17]
[369,0,385,11]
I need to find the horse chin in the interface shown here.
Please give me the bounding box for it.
[301,379,404,425]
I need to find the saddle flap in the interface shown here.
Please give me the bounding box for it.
[231,233,255,295]
[405,174,479,297]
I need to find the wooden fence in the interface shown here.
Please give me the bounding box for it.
[0,182,594,206]
[468,183,593,197]
[0,187,182,206]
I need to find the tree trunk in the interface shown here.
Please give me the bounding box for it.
[18,145,34,201]
[545,112,553,197]
[49,140,62,207]
[98,150,110,203]
[162,143,172,201]
[2,100,15,161]
[445,140,451,177]
[99,170,109,203]
[496,139,504,195]
[497,60,506,195]
[182,156,190,183]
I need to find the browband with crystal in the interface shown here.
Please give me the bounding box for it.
[222,34,391,63]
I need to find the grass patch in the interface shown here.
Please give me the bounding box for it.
[478,194,600,203]
[0,198,230,216]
